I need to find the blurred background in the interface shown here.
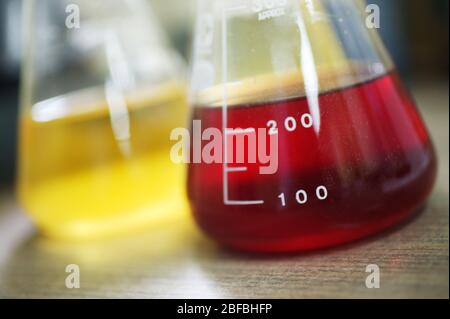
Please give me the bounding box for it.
[0,0,449,186]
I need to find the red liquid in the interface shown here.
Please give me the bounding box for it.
[188,72,437,252]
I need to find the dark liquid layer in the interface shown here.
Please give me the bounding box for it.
[188,72,437,252]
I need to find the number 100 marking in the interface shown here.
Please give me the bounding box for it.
[278,186,328,207]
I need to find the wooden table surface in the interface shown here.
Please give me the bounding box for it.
[0,83,448,299]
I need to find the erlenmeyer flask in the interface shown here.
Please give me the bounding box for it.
[188,0,437,252]
[18,0,188,239]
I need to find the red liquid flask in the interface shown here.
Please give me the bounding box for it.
[187,0,437,252]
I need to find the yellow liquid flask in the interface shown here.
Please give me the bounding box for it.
[18,0,188,240]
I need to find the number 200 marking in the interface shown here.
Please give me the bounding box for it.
[267,114,313,135]
[278,186,328,207]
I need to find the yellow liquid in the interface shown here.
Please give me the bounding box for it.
[17,82,188,240]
